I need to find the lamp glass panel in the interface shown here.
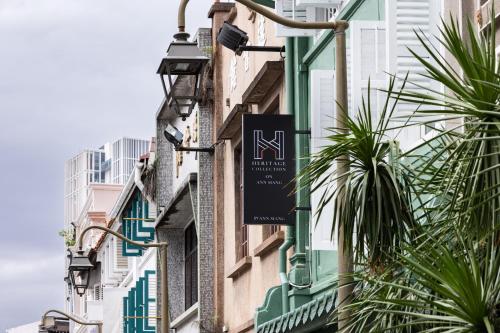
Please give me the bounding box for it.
[167,62,202,76]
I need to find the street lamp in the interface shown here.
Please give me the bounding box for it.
[157,34,209,121]
[67,250,93,297]
[41,309,101,333]
[73,224,169,333]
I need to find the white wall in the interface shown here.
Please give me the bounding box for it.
[5,322,39,333]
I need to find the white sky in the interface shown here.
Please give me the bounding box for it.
[0,0,209,330]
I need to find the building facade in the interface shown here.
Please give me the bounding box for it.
[64,138,150,229]
[65,182,123,332]
[208,0,498,333]
[63,137,149,332]
[153,27,215,333]
[66,145,158,333]
[209,3,287,333]
[59,1,500,333]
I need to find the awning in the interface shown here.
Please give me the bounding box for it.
[242,61,284,105]
[155,173,197,228]
[256,290,337,333]
[217,104,248,140]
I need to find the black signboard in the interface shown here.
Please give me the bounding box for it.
[242,114,295,225]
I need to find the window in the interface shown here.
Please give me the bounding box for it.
[310,70,337,251]
[386,0,442,148]
[184,222,198,309]
[234,145,248,260]
[263,224,279,240]
[350,21,387,121]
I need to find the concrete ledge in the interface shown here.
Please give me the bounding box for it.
[233,318,254,333]
[217,104,248,140]
[208,2,234,18]
[253,230,284,258]
[171,303,199,329]
[226,256,252,279]
[242,61,284,105]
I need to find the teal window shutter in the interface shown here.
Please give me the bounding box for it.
[122,191,155,256]
[123,297,128,333]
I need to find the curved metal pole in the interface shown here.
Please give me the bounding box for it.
[76,225,169,333]
[178,0,189,33]
[42,309,102,333]
[176,0,348,35]
[77,223,166,251]
[235,0,348,30]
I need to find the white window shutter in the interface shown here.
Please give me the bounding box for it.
[275,0,317,37]
[310,70,337,251]
[114,231,129,270]
[94,284,102,301]
[350,21,387,123]
[296,0,342,8]
[386,0,442,149]
[147,273,157,327]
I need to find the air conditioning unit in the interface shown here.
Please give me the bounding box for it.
[296,0,342,8]
[275,0,318,37]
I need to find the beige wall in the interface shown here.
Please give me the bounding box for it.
[214,3,287,333]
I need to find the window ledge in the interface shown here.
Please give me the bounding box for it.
[234,318,254,333]
[253,230,285,258]
[226,256,252,279]
[171,303,198,329]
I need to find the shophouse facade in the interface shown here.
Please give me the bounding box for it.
[207,0,496,333]
[63,138,149,323]
[67,182,124,333]
[67,144,158,333]
[63,138,151,333]
[209,2,288,333]
[153,28,215,333]
[251,0,500,333]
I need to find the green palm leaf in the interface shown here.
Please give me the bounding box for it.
[298,77,417,268]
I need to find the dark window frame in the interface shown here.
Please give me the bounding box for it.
[184,222,198,310]
[234,142,248,260]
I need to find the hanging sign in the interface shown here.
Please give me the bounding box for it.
[242,114,295,225]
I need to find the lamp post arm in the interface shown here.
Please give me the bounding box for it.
[77,224,167,251]
[178,0,189,33]
[75,224,169,333]
[235,0,348,31]
[42,309,102,332]
[177,0,347,36]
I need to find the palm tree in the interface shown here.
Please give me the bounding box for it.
[341,232,500,332]
[399,13,500,239]
[298,77,417,271]
[330,9,500,333]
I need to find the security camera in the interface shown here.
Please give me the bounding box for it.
[164,123,184,148]
[164,122,215,153]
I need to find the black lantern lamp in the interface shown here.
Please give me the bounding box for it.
[68,250,93,297]
[157,34,209,121]
[217,22,284,55]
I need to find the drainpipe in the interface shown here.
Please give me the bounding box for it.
[279,37,296,315]
[134,162,154,203]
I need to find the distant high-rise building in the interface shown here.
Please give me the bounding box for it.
[107,137,150,184]
[63,137,149,228]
